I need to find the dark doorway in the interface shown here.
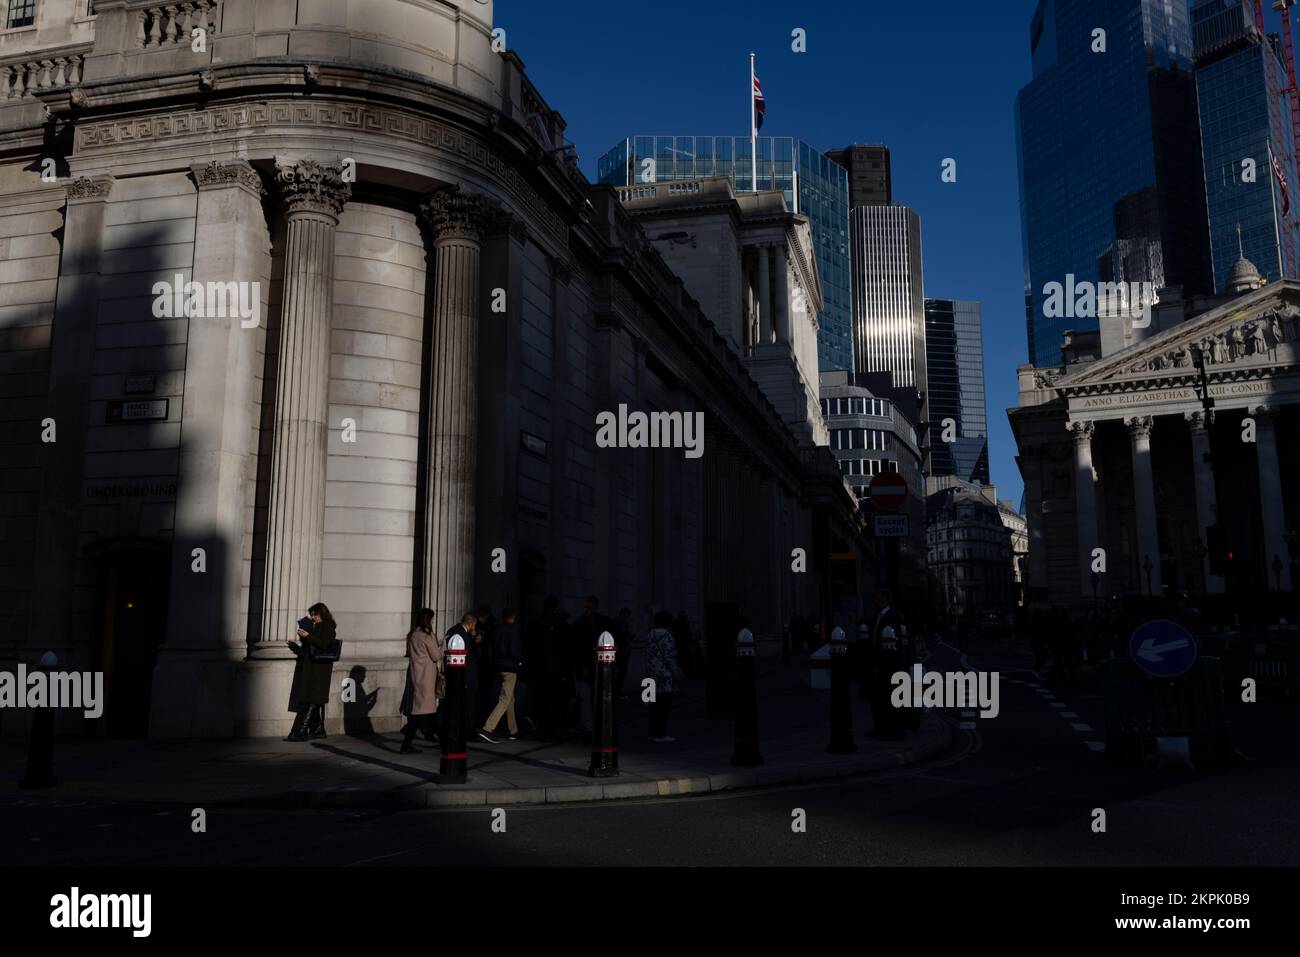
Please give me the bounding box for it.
[94,548,170,738]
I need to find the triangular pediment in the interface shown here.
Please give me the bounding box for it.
[1053,282,1300,395]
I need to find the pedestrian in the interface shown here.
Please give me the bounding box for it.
[613,607,634,699]
[478,608,523,743]
[865,589,906,741]
[445,612,479,736]
[475,604,497,726]
[672,611,699,679]
[399,608,444,753]
[285,602,338,742]
[570,597,613,735]
[532,596,571,740]
[646,611,681,742]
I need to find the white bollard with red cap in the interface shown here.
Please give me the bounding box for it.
[730,628,763,766]
[589,631,619,777]
[439,634,468,783]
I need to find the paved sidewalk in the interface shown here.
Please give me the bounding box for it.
[0,645,951,809]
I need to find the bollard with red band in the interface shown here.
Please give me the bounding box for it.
[19,651,58,789]
[827,626,857,754]
[589,630,619,777]
[439,634,468,783]
[730,627,764,766]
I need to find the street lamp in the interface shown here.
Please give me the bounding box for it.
[1143,555,1154,597]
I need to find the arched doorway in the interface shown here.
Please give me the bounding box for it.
[91,545,171,738]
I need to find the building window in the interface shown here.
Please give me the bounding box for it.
[6,0,36,28]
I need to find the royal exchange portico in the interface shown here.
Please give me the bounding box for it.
[1011,280,1300,610]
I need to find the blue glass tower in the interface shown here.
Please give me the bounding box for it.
[597,136,853,372]
[1015,0,1212,366]
[1192,0,1299,291]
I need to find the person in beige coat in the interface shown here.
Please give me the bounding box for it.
[401,608,445,753]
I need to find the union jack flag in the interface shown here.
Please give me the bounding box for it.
[753,74,766,131]
[1272,145,1291,217]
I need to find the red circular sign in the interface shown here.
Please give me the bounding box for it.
[868,472,907,511]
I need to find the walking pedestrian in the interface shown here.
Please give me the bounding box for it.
[570,596,612,735]
[613,607,634,699]
[285,602,337,741]
[865,589,906,741]
[646,611,681,742]
[478,608,523,742]
[400,608,444,753]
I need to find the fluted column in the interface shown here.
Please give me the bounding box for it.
[757,243,772,344]
[1068,420,1099,599]
[254,160,351,658]
[774,245,791,345]
[1185,410,1225,595]
[419,188,490,629]
[1249,405,1292,592]
[1125,415,1163,596]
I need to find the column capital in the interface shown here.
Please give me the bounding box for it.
[274,159,350,218]
[192,159,265,197]
[1066,419,1095,442]
[1124,415,1154,438]
[65,175,115,204]
[1184,409,1214,432]
[420,187,491,243]
[1248,403,1276,421]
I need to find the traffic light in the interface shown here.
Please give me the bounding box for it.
[1207,524,1227,576]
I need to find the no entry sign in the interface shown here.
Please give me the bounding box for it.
[868,472,907,512]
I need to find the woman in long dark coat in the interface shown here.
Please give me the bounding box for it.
[286,602,337,741]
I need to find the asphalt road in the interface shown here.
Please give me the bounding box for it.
[3,639,1298,867]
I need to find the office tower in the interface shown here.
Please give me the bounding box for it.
[1192,0,1299,291]
[597,135,853,371]
[826,144,893,207]
[1016,0,1211,366]
[849,206,927,402]
[924,299,990,486]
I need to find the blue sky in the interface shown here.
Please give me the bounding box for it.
[494,0,1052,506]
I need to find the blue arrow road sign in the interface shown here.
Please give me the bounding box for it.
[1129,620,1197,678]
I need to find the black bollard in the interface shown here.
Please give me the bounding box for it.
[730,628,764,766]
[439,635,468,783]
[20,652,58,789]
[826,626,857,754]
[589,631,619,777]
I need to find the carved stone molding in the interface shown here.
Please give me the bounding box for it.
[193,159,265,196]
[275,159,350,218]
[74,100,570,243]
[419,188,490,243]
[65,175,114,202]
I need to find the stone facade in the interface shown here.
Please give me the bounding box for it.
[0,0,865,737]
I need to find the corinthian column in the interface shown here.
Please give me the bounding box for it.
[1249,405,1292,592]
[1068,420,1099,599]
[419,188,490,629]
[1185,410,1224,595]
[253,160,351,657]
[1125,415,1163,596]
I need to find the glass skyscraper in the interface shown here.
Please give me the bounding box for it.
[597,136,853,372]
[1015,0,1212,366]
[1192,0,1299,291]
[924,299,990,486]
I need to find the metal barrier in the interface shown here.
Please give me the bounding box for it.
[1225,635,1299,702]
[1103,657,1233,768]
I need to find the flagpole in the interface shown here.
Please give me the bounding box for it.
[1268,139,1286,279]
[750,51,757,193]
